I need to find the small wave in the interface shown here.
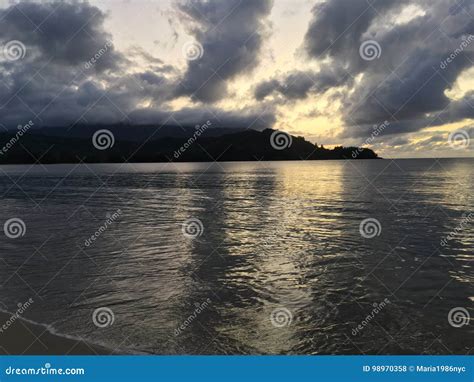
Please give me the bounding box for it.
[0,308,140,354]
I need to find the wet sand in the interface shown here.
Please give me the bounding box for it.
[0,312,112,355]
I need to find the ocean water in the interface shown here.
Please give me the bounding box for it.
[0,159,472,354]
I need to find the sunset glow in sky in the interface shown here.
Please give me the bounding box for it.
[0,0,473,158]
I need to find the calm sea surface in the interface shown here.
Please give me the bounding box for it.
[0,159,472,354]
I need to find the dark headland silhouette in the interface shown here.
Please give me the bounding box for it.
[0,125,378,164]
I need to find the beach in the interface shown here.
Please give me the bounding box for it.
[0,312,110,355]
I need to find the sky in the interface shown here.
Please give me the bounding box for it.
[0,0,473,158]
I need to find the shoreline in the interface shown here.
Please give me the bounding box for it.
[0,157,474,166]
[0,158,383,166]
[0,311,113,355]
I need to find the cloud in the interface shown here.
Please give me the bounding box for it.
[128,105,276,130]
[302,0,474,138]
[303,0,405,62]
[175,0,273,103]
[0,1,123,70]
[0,2,131,127]
[0,1,275,130]
[435,91,474,123]
[389,125,473,153]
[254,64,351,101]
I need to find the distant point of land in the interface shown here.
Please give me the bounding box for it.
[0,126,379,164]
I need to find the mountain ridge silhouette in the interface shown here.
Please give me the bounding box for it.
[0,126,379,164]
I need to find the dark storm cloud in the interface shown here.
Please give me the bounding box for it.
[304,0,405,61]
[343,13,473,126]
[0,2,132,127]
[0,1,123,70]
[388,137,410,147]
[175,0,273,103]
[128,105,276,130]
[435,92,474,123]
[0,1,275,129]
[254,64,351,101]
[303,0,474,138]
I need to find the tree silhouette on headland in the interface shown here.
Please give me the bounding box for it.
[0,127,378,164]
